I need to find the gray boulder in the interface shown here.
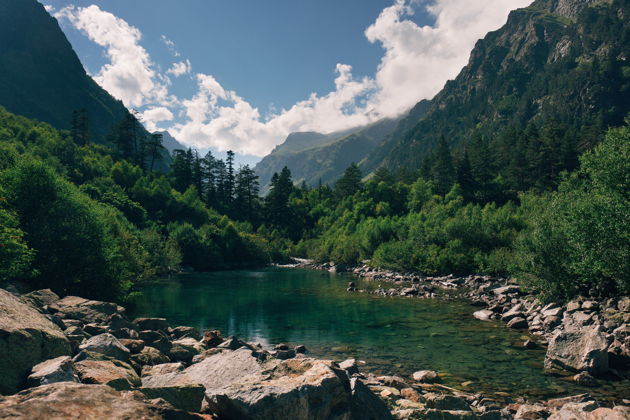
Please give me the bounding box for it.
[20,289,60,311]
[27,356,79,387]
[0,288,71,394]
[545,327,609,375]
[49,296,119,324]
[473,310,494,321]
[133,317,169,332]
[75,359,141,391]
[139,384,206,412]
[78,333,130,362]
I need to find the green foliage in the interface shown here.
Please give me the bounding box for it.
[0,190,35,283]
[514,122,630,300]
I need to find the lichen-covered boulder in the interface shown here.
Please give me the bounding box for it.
[0,288,71,394]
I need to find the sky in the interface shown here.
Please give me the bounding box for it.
[42,0,532,164]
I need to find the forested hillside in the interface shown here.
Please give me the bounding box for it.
[0,0,142,143]
[363,0,630,176]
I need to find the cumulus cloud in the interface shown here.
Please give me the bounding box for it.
[57,0,532,156]
[55,5,169,108]
[140,107,174,132]
[44,4,55,13]
[167,60,192,77]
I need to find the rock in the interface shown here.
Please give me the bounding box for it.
[78,333,130,362]
[548,401,613,420]
[201,330,224,348]
[20,289,60,311]
[139,383,206,413]
[507,317,528,329]
[75,359,141,391]
[424,393,471,411]
[83,323,108,336]
[0,288,71,394]
[144,348,390,420]
[141,362,185,377]
[542,306,564,318]
[474,310,494,321]
[400,287,418,296]
[339,359,360,376]
[412,370,439,383]
[108,314,137,332]
[49,296,119,324]
[566,301,581,313]
[27,356,79,387]
[169,337,204,363]
[272,349,296,360]
[139,330,172,354]
[349,378,394,419]
[377,375,409,390]
[119,339,145,354]
[501,304,524,322]
[217,336,248,351]
[581,301,598,311]
[133,318,169,332]
[380,387,401,399]
[295,344,307,354]
[493,285,520,296]
[523,340,538,349]
[130,346,170,366]
[170,326,202,341]
[573,371,598,386]
[0,382,203,419]
[545,328,609,375]
[515,403,549,419]
[400,388,422,402]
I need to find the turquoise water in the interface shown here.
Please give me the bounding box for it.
[132,268,627,401]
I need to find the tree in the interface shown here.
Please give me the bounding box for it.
[70,109,89,146]
[171,149,193,192]
[234,165,260,223]
[430,136,455,195]
[145,133,165,172]
[265,167,294,234]
[335,163,362,198]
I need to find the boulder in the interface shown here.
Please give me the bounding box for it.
[131,346,170,366]
[420,409,476,419]
[20,289,60,311]
[507,317,528,329]
[0,288,71,394]
[545,328,609,375]
[78,333,130,362]
[515,403,549,419]
[139,384,206,413]
[141,362,185,377]
[169,337,204,363]
[139,330,172,354]
[170,326,202,341]
[49,296,119,324]
[501,304,524,322]
[349,378,394,419]
[493,285,520,296]
[27,356,79,387]
[119,339,145,354]
[217,336,249,351]
[412,370,439,383]
[201,330,224,348]
[473,310,494,321]
[0,382,200,419]
[133,318,169,332]
[75,359,141,391]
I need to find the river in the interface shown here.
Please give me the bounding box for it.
[132,267,628,402]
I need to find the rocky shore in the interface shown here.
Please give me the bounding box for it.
[1,283,629,419]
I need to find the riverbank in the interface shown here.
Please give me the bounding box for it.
[292,261,630,397]
[1,284,629,419]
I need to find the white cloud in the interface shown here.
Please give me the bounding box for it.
[44,5,55,13]
[55,5,169,108]
[167,60,192,77]
[161,35,181,57]
[58,0,532,157]
[140,107,174,132]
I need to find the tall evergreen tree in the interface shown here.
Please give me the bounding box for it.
[335,163,362,198]
[430,136,455,195]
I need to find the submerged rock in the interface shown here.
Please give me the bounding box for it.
[0,288,71,394]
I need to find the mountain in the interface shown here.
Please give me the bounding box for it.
[363,0,630,171]
[156,131,188,155]
[0,0,137,143]
[254,118,402,192]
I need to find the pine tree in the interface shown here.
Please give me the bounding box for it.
[335,163,362,198]
[234,165,260,223]
[70,109,89,146]
[145,133,165,172]
[430,136,455,195]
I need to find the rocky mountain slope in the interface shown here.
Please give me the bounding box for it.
[363,0,630,171]
[0,0,139,142]
[254,117,403,192]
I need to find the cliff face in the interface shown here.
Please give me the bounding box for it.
[364,0,629,171]
[0,0,134,142]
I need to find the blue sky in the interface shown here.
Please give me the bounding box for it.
[44,0,531,163]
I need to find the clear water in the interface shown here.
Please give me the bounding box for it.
[132,268,629,402]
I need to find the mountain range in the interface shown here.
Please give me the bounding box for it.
[256,0,629,187]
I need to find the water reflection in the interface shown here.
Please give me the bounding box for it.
[133,268,628,400]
